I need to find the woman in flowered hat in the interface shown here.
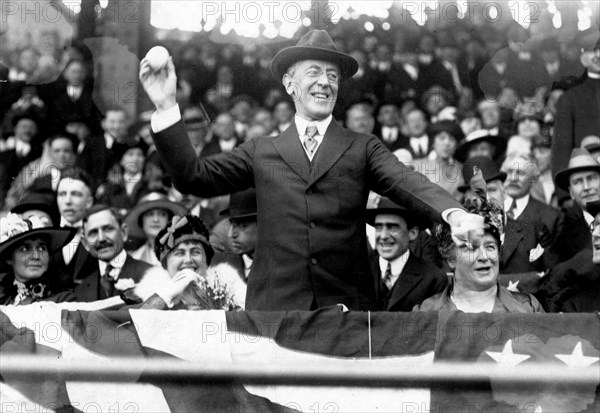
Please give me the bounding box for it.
[128,214,245,310]
[414,175,544,313]
[0,213,77,305]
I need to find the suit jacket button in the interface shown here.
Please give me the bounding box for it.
[311,258,317,265]
[309,222,316,228]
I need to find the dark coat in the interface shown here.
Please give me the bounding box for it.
[552,77,600,178]
[501,216,558,274]
[0,270,76,305]
[42,82,102,135]
[554,200,591,262]
[74,254,151,302]
[562,283,600,312]
[535,249,600,312]
[152,118,462,311]
[369,252,447,312]
[52,241,97,284]
[0,148,40,205]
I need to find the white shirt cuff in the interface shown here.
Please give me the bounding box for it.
[151,104,181,133]
[441,208,463,223]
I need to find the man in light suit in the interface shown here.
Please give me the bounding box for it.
[75,205,151,302]
[367,197,447,311]
[139,30,484,311]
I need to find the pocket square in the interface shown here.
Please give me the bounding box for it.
[529,244,544,262]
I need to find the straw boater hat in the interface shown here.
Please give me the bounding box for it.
[366,197,429,230]
[125,192,187,240]
[0,213,76,262]
[220,188,257,220]
[455,129,506,163]
[271,29,358,82]
[555,148,600,191]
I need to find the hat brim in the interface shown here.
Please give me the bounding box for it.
[365,208,428,229]
[455,136,507,163]
[458,171,507,193]
[220,208,257,220]
[555,165,600,191]
[0,227,76,261]
[271,46,358,83]
[125,200,188,240]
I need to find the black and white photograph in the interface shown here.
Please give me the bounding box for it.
[0,1,599,412]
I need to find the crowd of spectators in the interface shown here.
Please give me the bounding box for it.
[1,15,600,313]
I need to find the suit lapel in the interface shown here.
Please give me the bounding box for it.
[502,219,523,266]
[272,121,310,183]
[387,254,422,310]
[309,120,354,186]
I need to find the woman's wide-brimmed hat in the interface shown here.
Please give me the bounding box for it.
[555,148,600,190]
[455,129,506,163]
[271,29,358,82]
[427,120,464,142]
[0,213,76,261]
[125,192,187,240]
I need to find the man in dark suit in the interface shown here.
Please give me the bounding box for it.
[75,204,151,302]
[554,148,600,261]
[53,169,97,284]
[213,188,257,282]
[139,29,484,311]
[553,38,600,202]
[367,197,447,311]
[374,103,404,152]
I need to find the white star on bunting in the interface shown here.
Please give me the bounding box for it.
[555,342,599,368]
[486,340,530,368]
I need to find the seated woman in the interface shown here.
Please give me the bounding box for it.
[125,214,246,310]
[0,213,77,305]
[126,191,186,266]
[414,197,544,313]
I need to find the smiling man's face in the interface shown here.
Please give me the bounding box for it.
[283,59,339,121]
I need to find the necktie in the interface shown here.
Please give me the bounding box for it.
[506,199,518,220]
[100,264,115,297]
[303,124,318,156]
[382,262,394,291]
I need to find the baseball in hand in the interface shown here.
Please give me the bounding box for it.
[145,46,170,72]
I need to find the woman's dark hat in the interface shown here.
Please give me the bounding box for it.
[555,148,600,191]
[125,192,187,240]
[458,156,506,193]
[271,29,358,82]
[366,197,428,229]
[0,214,76,261]
[11,191,60,225]
[220,188,257,220]
[427,120,464,142]
[455,129,506,163]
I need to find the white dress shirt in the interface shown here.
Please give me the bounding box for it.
[410,135,429,158]
[98,249,128,281]
[381,126,398,143]
[504,195,529,220]
[378,250,410,289]
[242,254,253,280]
[61,217,82,265]
[294,114,331,161]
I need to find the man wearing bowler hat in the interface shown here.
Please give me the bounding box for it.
[216,188,257,281]
[367,197,447,311]
[139,29,484,311]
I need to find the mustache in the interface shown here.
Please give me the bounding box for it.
[93,241,114,249]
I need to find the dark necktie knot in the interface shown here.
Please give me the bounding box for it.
[101,264,115,297]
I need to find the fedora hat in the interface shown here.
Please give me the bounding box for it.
[458,156,506,193]
[555,148,600,190]
[455,129,506,163]
[581,135,600,154]
[125,192,187,240]
[366,197,428,229]
[220,188,257,220]
[0,214,76,261]
[271,30,358,82]
[11,191,60,226]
